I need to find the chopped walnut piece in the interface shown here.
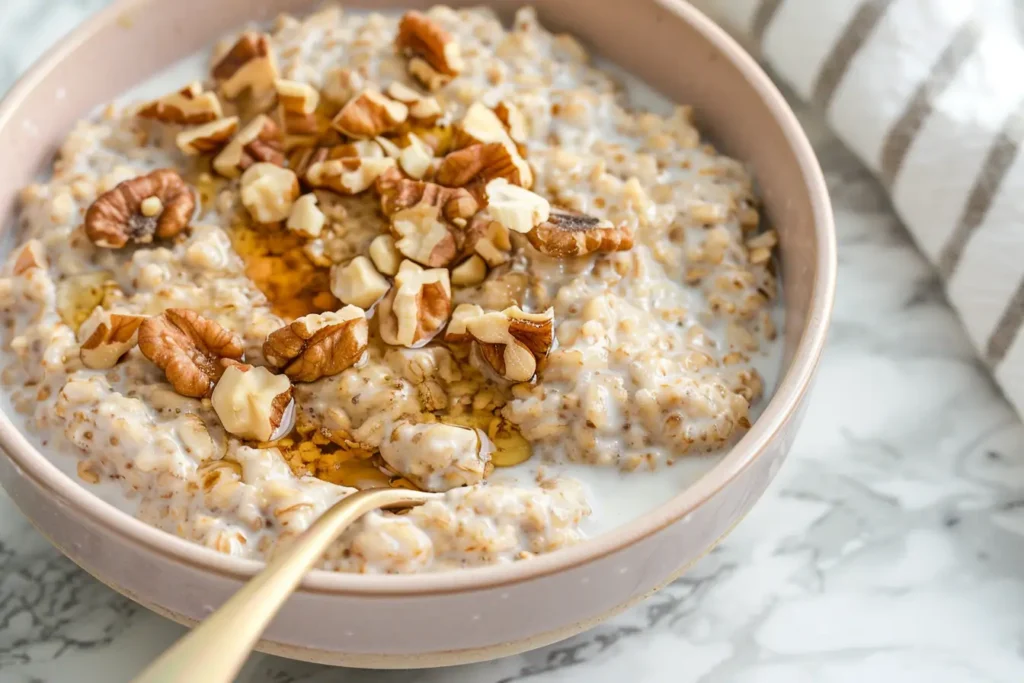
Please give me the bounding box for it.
[12,241,45,275]
[493,101,528,144]
[450,254,488,286]
[485,178,549,233]
[379,420,491,492]
[436,141,532,188]
[368,234,402,276]
[288,140,383,180]
[84,169,195,248]
[444,302,484,342]
[466,306,554,382]
[240,163,300,223]
[330,256,390,309]
[212,31,279,99]
[399,133,433,179]
[391,203,459,268]
[137,82,223,124]
[374,167,478,221]
[286,193,325,238]
[306,157,396,195]
[463,214,511,267]
[275,78,320,135]
[386,82,443,124]
[527,208,635,258]
[176,116,239,156]
[212,363,294,441]
[322,66,364,105]
[377,260,451,348]
[407,58,450,92]
[454,102,512,148]
[396,11,464,85]
[138,309,245,398]
[262,305,368,382]
[78,308,146,369]
[331,89,408,139]
[212,115,284,178]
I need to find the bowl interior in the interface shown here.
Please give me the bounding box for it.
[0,0,833,592]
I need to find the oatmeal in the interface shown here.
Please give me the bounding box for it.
[0,5,779,573]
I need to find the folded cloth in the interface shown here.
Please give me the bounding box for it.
[691,0,1024,417]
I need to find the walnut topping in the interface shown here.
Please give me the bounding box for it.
[368,234,402,276]
[211,363,294,441]
[78,308,146,369]
[84,169,195,248]
[175,116,239,156]
[330,256,390,309]
[396,11,464,80]
[463,214,511,267]
[407,58,451,92]
[454,102,512,148]
[484,178,549,233]
[385,82,443,124]
[212,31,279,99]
[138,309,245,398]
[288,140,383,180]
[240,163,300,223]
[398,133,434,179]
[465,306,554,382]
[331,89,408,139]
[212,115,284,178]
[527,208,635,257]
[137,82,223,124]
[322,66,364,105]
[391,203,459,268]
[375,167,478,221]
[286,193,325,238]
[378,260,451,348]
[12,241,45,275]
[263,305,368,382]
[450,254,488,286]
[275,78,320,135]
[306,157,396,195]
[444,302,484,342]
[493,101,528,144]
[437,140,532,189]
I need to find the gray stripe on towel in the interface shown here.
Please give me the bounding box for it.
[811,0,895,108]
[879,20,983,187]
[938,96,1024,280]
[987,278,1024,366]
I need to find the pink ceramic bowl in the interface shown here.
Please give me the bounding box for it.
[0,0,835,668]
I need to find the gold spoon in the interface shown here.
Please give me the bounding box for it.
[132,487,437,683]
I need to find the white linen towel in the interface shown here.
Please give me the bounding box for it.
[692,0,1024,416]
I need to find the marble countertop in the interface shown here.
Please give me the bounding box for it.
[3,1,1024,681]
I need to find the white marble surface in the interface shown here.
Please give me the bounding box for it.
[3,2,1024,682]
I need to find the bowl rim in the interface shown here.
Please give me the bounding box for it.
[0,0,836,597]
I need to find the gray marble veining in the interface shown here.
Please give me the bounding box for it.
[2,1,1024,681]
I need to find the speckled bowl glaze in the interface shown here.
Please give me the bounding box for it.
[0,0,835,668]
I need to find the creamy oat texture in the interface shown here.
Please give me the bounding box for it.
[0,5,777,573]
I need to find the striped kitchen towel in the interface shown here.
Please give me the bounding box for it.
[692,0,1024,416]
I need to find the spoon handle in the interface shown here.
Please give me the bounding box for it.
[132,487,435,683]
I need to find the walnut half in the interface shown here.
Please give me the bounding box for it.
[527,208,634,258]
[465,306,554,382]
[378,260,451,348]
[263,306,369,382]
[138,309,245,398]
[84,169,195,248]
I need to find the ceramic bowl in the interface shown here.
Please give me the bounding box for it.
[0,0,835,668]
